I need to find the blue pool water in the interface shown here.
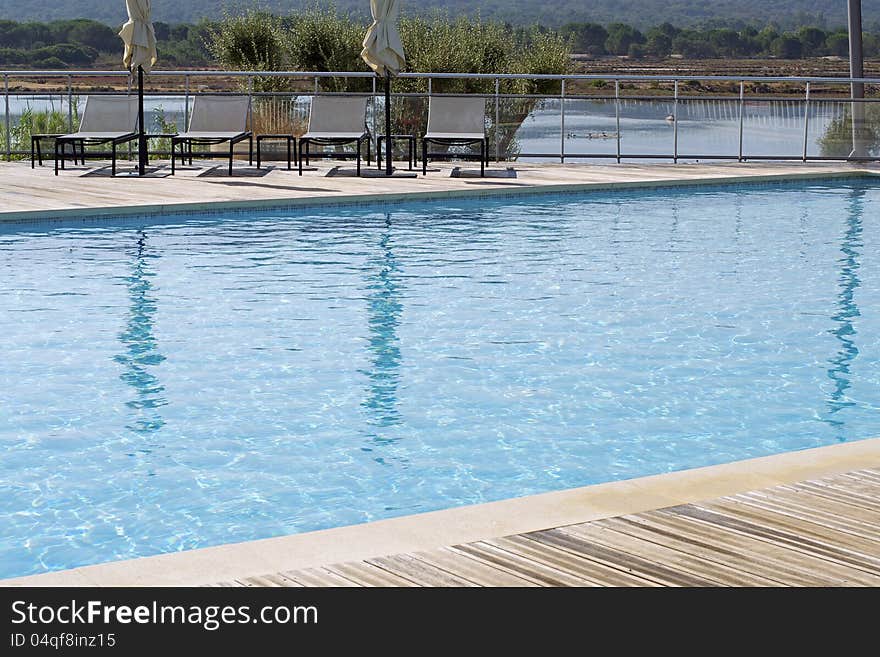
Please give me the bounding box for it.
[2,178,879,578]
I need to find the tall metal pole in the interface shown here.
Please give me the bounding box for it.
[738,80,745,162]
[615,79,621,163]
[848,0,866,158]
[138,65,147,175]
[673,79,679,163]
[67,75,73,132]
[803,82,811,162]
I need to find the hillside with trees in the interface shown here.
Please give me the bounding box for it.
[560,22,880,59]
[2,13,878,70]
[0,19,213,68]
[0,0,878,31]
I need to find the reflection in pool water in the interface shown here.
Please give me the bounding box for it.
[0,178,878,578]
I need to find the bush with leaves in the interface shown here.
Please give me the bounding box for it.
[284,4,371,92]
[819,106,880,158]
[1,104,79,159]
[205,6,572,159]
[206,9,287,91]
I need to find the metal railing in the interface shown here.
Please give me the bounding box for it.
[3,69,880,163]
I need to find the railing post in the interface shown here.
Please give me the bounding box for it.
[4,74,9,161]
[560,78,566,164]
[184,74,190,130]
[738,80,745,162]
[427,77,432,153]
[247,76,254,131]
[494,77,500,163]
[314,76,319,95]
[673,79,679,163]
[67,74,73,132]
[802,82,811,162]
[615,79,621,163]
[125,74,133,161]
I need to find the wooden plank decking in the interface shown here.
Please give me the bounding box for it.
[219,467,880,587]
[1,160,877,222]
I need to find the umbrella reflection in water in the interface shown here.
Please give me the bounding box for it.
[114,230,167,444]
[360,214,406,464]
[823,188,864,440]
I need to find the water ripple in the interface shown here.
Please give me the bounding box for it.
[1,179,879,577]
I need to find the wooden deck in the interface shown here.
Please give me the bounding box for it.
[218,467,880,587]
[1,160,877,222]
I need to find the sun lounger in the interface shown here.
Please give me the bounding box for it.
[54,96,139,176]
[298,96,371,176]
[171,96,253,176]
[421,96,487,177]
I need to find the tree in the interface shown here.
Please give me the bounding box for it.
[796,26,826,56]
[651,22,680,38]
[708,28,745,56]
[865,33,880,58]
[644,23,677,57]
[560,22,608,55]
[206,10,286,90]
[825,31,850,56]
[605,23,644,56]
[771,34,803,58]
[756,26,780,51]
[0,48,29,65]
[64,20,119,53]
[672,33,716,58]
[626,43,644,58]
[33,43,97,66]
[645,32,672,57]
[283,5,368,91]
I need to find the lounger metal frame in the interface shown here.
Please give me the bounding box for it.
[51,96,141,177]
[298,134,371,176]
[170,133,253,176]
[297,96,372,176]
[421,137,488,177]
[54,133,139,176]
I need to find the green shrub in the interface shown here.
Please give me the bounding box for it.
[284,4,370,92]
[206,9,286,92]
[819,106,880,157]
[148,105,181,155]
[771,34,804,59]
[0,103,79,160]
[205,5,572,160]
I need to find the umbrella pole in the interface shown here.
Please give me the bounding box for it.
[385,73,392,176]
[138,65,147,176]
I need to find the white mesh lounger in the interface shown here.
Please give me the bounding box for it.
[298,96,371,176]
[421,96,487,177]
[54,96,139,177]
[171,96,253,176]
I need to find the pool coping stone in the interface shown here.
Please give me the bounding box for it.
[1,166,878,224]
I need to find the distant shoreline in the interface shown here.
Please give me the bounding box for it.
[4,58,878,96]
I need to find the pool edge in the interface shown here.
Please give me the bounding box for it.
[5,437,880,587]
[1,167,878,224]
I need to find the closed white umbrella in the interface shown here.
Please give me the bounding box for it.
[120,0,157,74]
[361,0,405,78]
[361,0,406,175]
[119,0,157,175]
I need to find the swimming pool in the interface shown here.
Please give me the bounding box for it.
[2,178,879,578]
